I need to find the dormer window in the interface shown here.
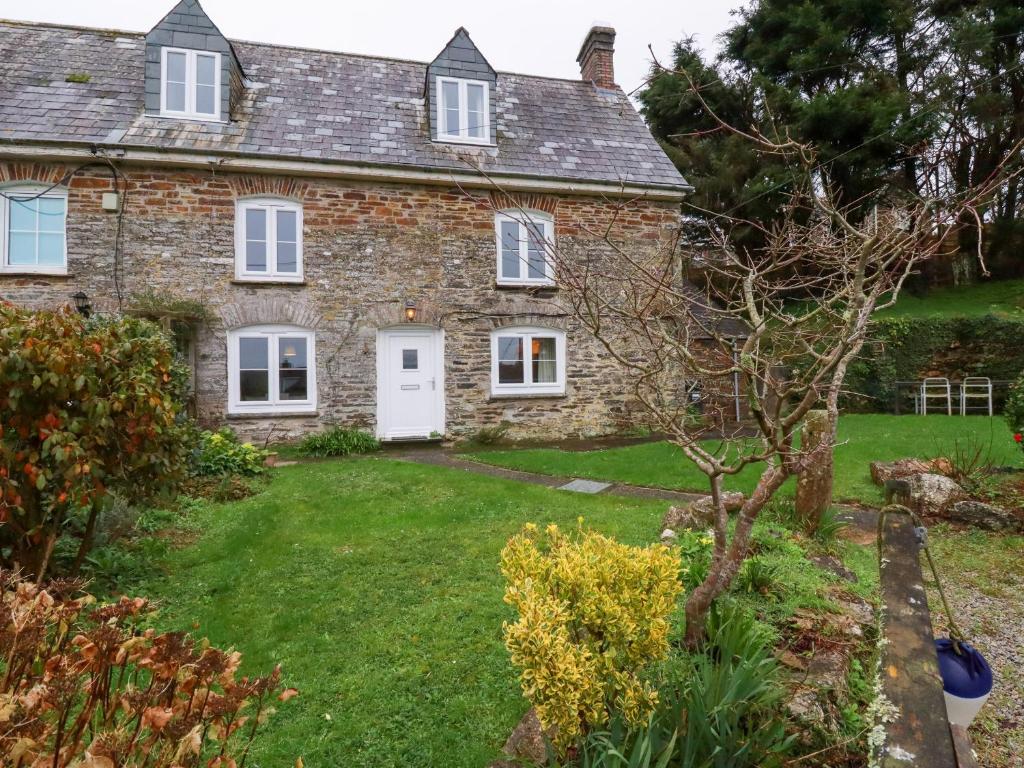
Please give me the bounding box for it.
[435,77,490,144]
[160,48,221,120]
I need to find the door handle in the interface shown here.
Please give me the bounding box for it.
[430,378,436,390]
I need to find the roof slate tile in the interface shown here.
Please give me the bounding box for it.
[0,20,688,191]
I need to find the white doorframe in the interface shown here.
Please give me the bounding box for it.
[375,326,446,440]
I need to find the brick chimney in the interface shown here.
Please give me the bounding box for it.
[577,25,616,89]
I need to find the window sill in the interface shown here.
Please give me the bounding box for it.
[432,136,494,147]
[0,271,72,278]
[231,279,307,287]
[494,281,557,291]
[226,410,319,420]
[489,392,567,401]
[152,112,225,123]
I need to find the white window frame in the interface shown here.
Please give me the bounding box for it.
[490,326,567,396]
[435,76,491,145]
[234,198,304,282]
[494,211,555,286]
[160,47,222,121]
[0,185,68,275]
[227,325,317,415]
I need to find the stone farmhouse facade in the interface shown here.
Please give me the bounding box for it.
[0,1,696,442]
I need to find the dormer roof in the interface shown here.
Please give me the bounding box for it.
[144,0,244,120]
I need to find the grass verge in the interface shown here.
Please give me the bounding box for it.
[467,414,1019,504]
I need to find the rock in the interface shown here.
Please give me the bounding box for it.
[809,554,858,583]
[795,410,833,530]
[948,500,1024,532]
[807,647,849,691]
[777,649,809,670]
[788,688,827,724]
[661,492,744,531]
[906,473,968,516]
[834,594,875,629]
[660,528,677,543]
[870,458,938,486]
[494,707,551,767]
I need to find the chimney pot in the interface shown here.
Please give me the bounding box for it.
[577,25,616,89]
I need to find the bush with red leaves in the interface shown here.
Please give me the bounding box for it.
[0,570,296,767]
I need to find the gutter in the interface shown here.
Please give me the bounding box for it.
[0,140,691,202]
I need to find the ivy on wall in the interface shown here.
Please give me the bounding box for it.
[842,316,1024,411]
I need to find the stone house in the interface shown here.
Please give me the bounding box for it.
[0,1,699,442]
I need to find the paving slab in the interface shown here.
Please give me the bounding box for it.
[558,479,612,494]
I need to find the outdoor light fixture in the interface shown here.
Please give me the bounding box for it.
[404,300,417,322]
[71,291,92,318]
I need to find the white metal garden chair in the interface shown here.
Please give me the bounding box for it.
[920,377,952,415]
[960,377,993,416]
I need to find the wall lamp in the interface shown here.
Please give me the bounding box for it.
[404,300,417,322]
[71,291,92,318]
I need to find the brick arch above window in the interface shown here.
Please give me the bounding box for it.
[488,314,569,331]
[225,175,311,201]
[0,163,68,186]
[218,296,323,330]
[488,191,559,217]
[363,299,446,330]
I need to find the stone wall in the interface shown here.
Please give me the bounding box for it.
[0,160,686,442]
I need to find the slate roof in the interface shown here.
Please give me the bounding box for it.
[0,20,689,192]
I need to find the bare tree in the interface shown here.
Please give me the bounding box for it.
[457,71,1022,645]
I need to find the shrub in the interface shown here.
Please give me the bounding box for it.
[472,421,512,445]
[842,316,1024,412]
[735,557,781,596]
[0,570,296,767]
[1006,372,1024,456]
[0,305,191,579]
[577,715,677,768]
[812,507,849,548]
[299,426,380,457]
[659,606,794,767]
[500,522,683,753]
[673,530,714,591]
[191,427,267,476]
[573,606,794,768]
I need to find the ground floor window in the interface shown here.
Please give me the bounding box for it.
[227,326,316,414]
[490,327,566,396]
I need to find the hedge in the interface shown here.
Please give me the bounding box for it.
[841,315,1024,412]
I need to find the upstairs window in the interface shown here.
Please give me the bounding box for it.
[490,327,566,396]
[436,77,490,144]
[1,187,67,274]
[235,199,303,282]
[495,212,554,285]
[161,48,221,120]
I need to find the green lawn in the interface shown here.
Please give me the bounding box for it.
[130,457,873,767]
[467,414,1019,503]
[877,278,1024,319]
[134,460,670,767]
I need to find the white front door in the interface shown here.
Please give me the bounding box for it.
[376,328,445,440]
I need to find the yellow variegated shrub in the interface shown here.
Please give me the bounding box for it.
[500,522,683,752]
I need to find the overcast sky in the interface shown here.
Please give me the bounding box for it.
[0,0,740,97]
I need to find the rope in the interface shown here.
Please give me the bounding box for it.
[878,504,966,654]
